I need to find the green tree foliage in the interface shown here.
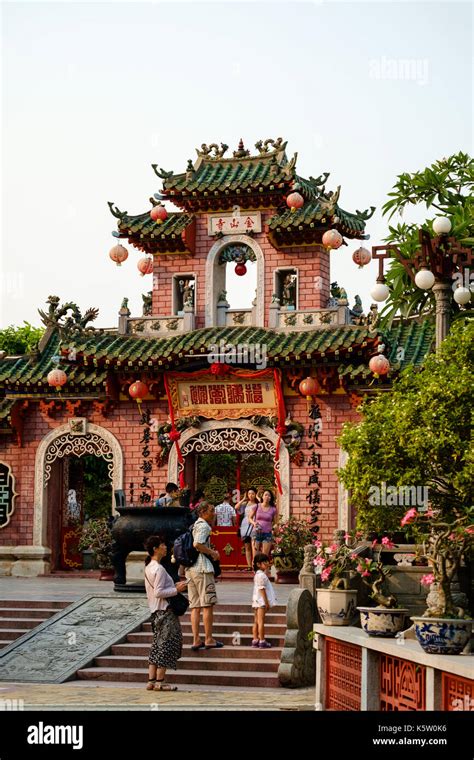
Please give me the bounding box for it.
[0,322,44,355]
[380,152,474,328]
[337,321,473,534]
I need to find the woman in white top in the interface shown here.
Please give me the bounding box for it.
[235,488,260,571]
[144,534,188,691]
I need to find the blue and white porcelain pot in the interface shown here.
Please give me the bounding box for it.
[357,607,409,637]
[411,617,473,655]
[317,589,358,626]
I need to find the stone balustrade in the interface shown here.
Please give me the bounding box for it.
[118,308,195,336]
[270,302,351,330]
[225,308,254,327]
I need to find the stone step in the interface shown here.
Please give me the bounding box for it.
[94,654,278,673]
[196,612,287,624]
[111,642,280,659]
[0,628,31,641]
[0,641,12,649]
[142,622,286,635]
[202,604,286,614]
[127,631,286,647]
[0,618,44,630]
[0,600,70,609]
[76,666,280,688]
[0,608,61,619]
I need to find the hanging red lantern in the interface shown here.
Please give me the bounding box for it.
[235,262,247,276]
[129,380,149,409]
[137,257,153,276]
[299,376,319,411]
[150,204,168,224]
[352,247,371,268]
[47,368,67,390]
[322,229,343,249]
[369,355,390,377]
[109,243,128,267]
[286,191,304,213]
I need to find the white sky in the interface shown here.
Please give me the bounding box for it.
[1,1,472,328]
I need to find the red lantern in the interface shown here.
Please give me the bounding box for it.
[322,229,343,249]
[369,355,390,377]
[109,244,128,267]
[352,247,371,268]
[129,380,149,408]
[150,204,168,224]
[47,368,67,390]
[137,257,153,276]
[235,262,247,276]
[286,192,304,213]
[299,376,319,411]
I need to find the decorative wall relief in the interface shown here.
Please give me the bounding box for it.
[0,463,17,529]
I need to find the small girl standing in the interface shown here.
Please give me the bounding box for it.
[251,552,277,649]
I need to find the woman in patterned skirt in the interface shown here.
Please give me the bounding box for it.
[144,535,188,691]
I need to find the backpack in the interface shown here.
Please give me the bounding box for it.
[173,527,199,568]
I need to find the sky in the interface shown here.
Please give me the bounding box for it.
[1,0,472,329]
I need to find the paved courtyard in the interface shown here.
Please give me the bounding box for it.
[0,576,314,711]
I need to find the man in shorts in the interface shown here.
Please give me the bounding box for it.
[186,502,224,650]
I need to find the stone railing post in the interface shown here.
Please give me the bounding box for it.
[216,299,229,327]
[118,305,130,335]
[278,588,316,687]
[299,544,317,597]
[268,301,280,328]
[183,304,195,332]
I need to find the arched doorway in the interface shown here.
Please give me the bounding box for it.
[168,420,290,518]
[34,422,123,571]
[205,234,265,327]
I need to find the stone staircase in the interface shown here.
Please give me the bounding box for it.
[77,603,287,688]
[0,600,71,649]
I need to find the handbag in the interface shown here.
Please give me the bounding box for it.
[167,592,189,616]
[209,556,221,578]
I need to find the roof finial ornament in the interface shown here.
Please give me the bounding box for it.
[255,137,286,154]
[197,143,228,159]
[151,165,174,180]
[355,206,376,220]
[107,201,127,219]
[233,138,250,158]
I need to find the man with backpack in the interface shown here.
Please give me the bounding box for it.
[185,502,223,651]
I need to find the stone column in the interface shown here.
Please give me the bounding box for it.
[313,631,326,710]
[118,305,130,335]
[361,648,380,710]
[432,280,452,350]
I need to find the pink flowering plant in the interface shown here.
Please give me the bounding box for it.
[402,507,474,619]
[272,518,315,571]
[313,532,364,590]
[353,540,398,609]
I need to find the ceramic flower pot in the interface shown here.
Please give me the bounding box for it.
[357,606,409,637]
[411,616,473,655]
[317,588,358,626]
[275,569,300,584]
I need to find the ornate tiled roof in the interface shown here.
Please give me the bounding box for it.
[109,138,374,251]
[0,321,434,395]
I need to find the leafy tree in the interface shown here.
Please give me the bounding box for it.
[0,322,44,355]
[379,152,474,328]
[337,320,473,534]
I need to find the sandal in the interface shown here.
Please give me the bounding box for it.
[154,680,178,691]
[146,679,156,691]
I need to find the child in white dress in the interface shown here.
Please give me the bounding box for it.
[251,553,277,649]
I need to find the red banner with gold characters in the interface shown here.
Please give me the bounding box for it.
[166,368,278,420]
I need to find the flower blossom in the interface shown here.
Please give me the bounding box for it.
[420,573,435,587]
[401,508,417,527]
[321,568,331,582]
[381,536,395,548]
[314,556,326,566]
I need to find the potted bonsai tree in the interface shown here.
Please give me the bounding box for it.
[356,537,409,637]
[314,536,361,625]
[79,517,114,580]
[272,518,314,583]
[402,507,474,654]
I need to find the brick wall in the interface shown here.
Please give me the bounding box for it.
[151,211,330,326]
[0,391,359,550]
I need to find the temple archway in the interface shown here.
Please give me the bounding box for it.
[33,422,123,548]
[205,234,265,327]
[168,419,290,518]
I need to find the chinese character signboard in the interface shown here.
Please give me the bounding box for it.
[167,372,277,420]
[0,463,17,529]
[208,212,262,236]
